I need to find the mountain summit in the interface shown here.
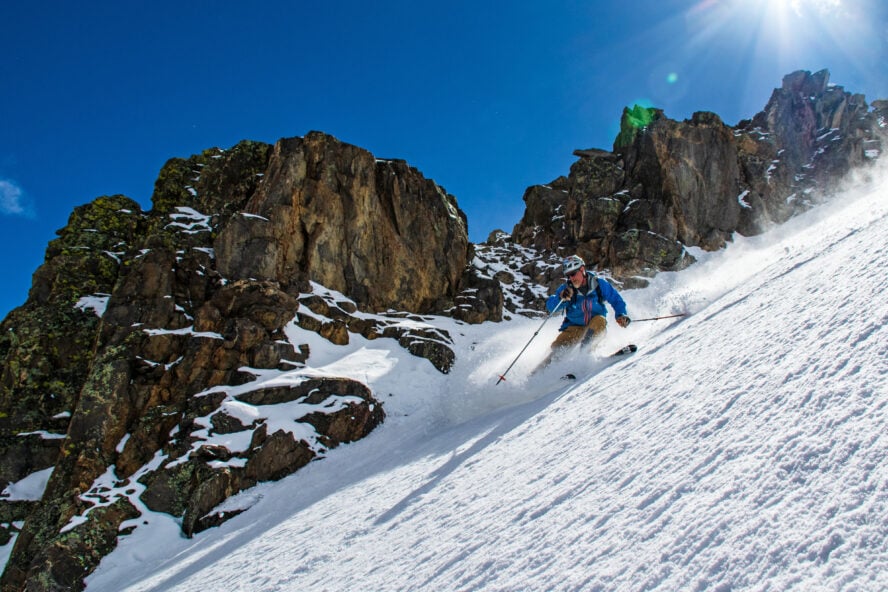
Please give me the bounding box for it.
[511,69,886,288]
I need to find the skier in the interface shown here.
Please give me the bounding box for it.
[534,255,631,372]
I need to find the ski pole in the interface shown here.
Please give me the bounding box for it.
[631,313,688,323]
[496,300,566,385]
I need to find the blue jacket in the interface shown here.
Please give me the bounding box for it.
[546,273,627,331]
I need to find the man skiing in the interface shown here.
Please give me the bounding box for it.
[535,255,631,371]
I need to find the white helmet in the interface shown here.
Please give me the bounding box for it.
[562,255,585,276]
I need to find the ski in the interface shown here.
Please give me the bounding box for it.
[611,344,638,356]
[560,344,638,379]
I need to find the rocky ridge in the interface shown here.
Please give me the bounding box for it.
[511,69,887,287]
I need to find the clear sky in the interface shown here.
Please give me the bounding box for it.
[1,0,886,318]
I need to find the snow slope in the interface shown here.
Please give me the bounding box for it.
[80,165,888,591]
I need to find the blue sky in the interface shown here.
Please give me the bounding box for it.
[1,0,886,318]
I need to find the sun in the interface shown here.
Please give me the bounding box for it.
[665,0,885,124]
[615,0,883,129]
[684,0,878,75]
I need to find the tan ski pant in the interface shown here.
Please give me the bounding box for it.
[533,315,607,373]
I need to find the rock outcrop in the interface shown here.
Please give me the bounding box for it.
[0,133,473,591]
[511,69,886,287]
[215,133,470,314]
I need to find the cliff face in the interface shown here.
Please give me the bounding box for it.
[215,132,470,313]
[510,69,886,287]
[0,133,474,591]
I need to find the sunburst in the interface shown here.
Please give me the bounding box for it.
[683,0,881,97]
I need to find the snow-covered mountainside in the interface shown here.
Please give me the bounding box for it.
[77,164,887,590]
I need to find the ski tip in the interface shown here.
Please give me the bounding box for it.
[611,344,638,356]
[560,373,577,381]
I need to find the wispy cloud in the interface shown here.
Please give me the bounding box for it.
[0,179,34,218]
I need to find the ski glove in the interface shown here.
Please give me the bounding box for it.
[561,286,574,301]
[616,316,631,328]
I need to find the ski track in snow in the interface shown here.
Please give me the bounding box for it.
[79,167,888,592]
